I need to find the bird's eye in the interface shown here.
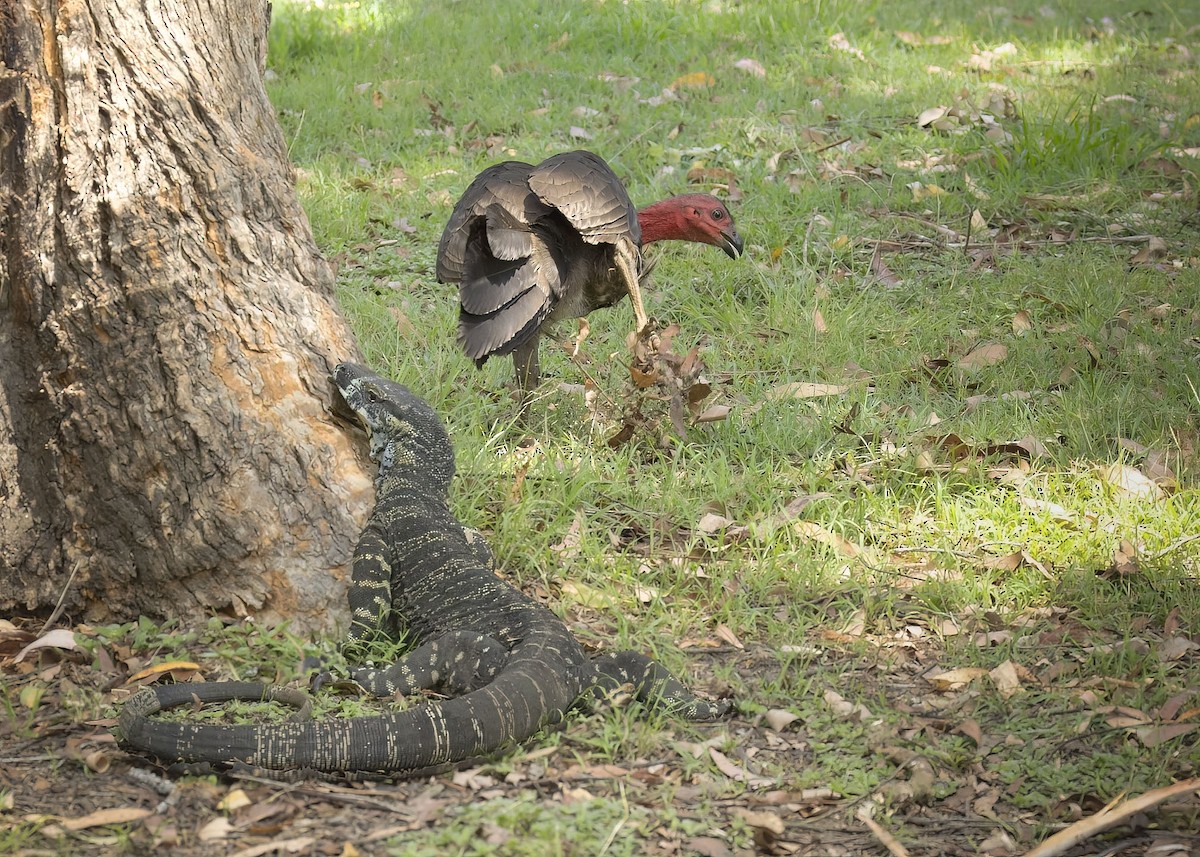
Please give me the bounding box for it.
[712,209,724,220]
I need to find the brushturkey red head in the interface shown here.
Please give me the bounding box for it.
[636,193,744,260]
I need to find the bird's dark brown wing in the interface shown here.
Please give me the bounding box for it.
[456,206,566,363]
[439,150,641,370]
[436,160,535,286]
[526,150,641,247]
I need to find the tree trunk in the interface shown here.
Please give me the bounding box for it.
[0,0,373,632]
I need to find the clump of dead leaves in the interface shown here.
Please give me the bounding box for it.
[605,321,720,448]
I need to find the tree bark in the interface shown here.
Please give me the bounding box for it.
[0,0,373,632]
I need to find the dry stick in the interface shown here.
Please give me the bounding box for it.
[1146,532,1200,561]
[856,805,912,857]
[876,233,1162,252]
[38,562,81,636]
[813,135,853,154]
[1022,778,1200,857]
[597,782,631,857]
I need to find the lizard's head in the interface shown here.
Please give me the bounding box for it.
[333,363,455,491]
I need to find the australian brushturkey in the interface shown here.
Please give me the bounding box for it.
[436,150,742,393]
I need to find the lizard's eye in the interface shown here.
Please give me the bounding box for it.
[712,209,724,221]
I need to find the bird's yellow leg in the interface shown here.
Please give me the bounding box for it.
[614,240,649,333]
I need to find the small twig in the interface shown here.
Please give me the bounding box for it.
[0,755,57,764]
[1022,778,1200,857]
[812,135,852,154]
[611,121,663,161]
[890,545,981,560]
[856,804,912,857]
[38,562,80,636]
[597,782,630,856]
[869,232,1161,254]
[1146,532,1200,561]
[230,773,413,813]
[802,216,816,267]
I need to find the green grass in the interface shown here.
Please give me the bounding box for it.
[33,0,1200,853]
[256,1,1200,847]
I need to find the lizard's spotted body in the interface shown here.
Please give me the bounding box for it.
[118,363,729,777]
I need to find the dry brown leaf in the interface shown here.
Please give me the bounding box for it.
[967,41,1017,72]
[1012,309,1033,335]
[14,628,79,663]
[1130,236,1168,266]
[583,763,631,779]
[1159,689,1195,721]
[633,583,659,604]
[1135,722,1199,748]
[1019,496,1073,524]
[1105,539,1140,577]
[1101,464,1164,500]
[1158,636,1198,662]
[686,165,737,188]
[230,837,319,857]
[559,580,617,610]
[62,807,154,831]
[974,630,1013,647]
[956,343,1008,371]
[198,817,234,842]
[869,245,904,288]
[733,58,766,78]
[452,767,498,790]
[895,30,954,46]
[217,788,252,812]
[686,837,734,857]
[987,434,1047,459]
[813,307,828,333]
[753,494,835,537]
[766,381,849,399]
[715,624,745,649]
[979,830,1018,854]
[914,449,940,474]
[957,718,984,746]
[983,551,1024,572]
[917,105,949,127]
[697,512,734,534]
[734,808,785,848]
[927,667,990,691]
[387,307,418,338]
[765,709,800,731]
[969,208,990,235]
[1142,449,1178,488]
[708,747,775,788]
[124,660,203,685]
[1023,778,1200,857]
[694,404,730,423]
[909,181,947,200]
[670,71,716,90]
[823,689,872,720]
[989,660,1023,699]
[827,32,865,60]
[1078,335,1101,366]
[793,520,862,557]
[549,511,584,560]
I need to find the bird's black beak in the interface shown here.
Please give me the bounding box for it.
[719,227,744,260]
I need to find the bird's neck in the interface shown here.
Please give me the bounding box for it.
[636,199,685,245]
